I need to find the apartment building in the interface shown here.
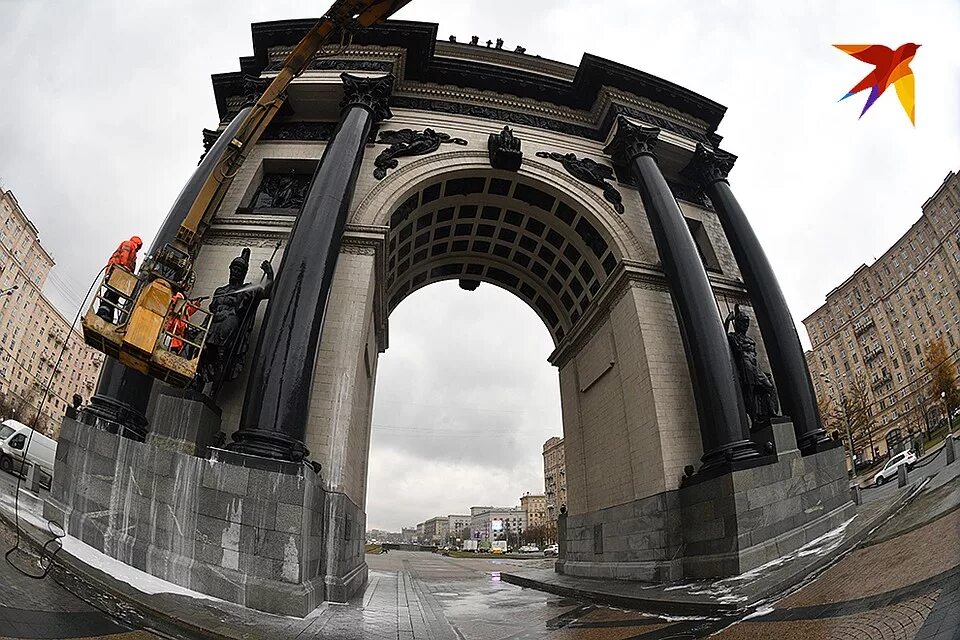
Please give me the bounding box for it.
[0,189,103,437]
[542,436,567,522]
[803,170,960,458]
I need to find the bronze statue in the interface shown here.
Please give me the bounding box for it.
[725,304,779,430]
[192,248,274,397]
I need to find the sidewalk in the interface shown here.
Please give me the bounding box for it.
[501,483,918,616]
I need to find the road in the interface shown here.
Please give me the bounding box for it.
[861,444,948,503]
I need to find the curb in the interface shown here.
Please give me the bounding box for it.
[0,505,240,640]
[502,483,925,617]
[500,571,735,617]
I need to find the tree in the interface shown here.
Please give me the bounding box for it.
[923,337,959,424]
[845,374,877,461]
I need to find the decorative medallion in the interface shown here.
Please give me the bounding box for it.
[373,129,468,180]
[535,151,624,214]
[487,126,523,171]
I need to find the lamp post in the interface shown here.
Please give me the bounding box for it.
[822,374,857,471]
[942,390,953,437]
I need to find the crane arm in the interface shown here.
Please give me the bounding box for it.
[174,0,413,250]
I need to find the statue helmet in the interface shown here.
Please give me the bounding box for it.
[230,248,251,275]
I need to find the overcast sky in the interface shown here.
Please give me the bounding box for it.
[1,1,958,530]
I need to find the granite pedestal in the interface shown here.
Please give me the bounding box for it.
[146,387,222,457]
[44,418,366,616]
[557,420,854,582]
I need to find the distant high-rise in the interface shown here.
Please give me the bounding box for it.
[0,189,103,437]
[542,437,567,522]
[804,170,960,460]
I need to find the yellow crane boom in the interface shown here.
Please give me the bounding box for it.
[81,0,412,386]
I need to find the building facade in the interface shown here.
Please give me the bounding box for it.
[446,514,470,542]
[520,492,547,529]
[470,506,527,542]
[543,437,567,522]
[804,170,960,460]
[0,189,103,437]
[421,516,449,545]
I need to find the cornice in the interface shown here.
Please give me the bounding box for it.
[212,19,727,142]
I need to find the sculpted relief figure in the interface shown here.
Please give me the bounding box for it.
[192,248,274,397]
[725,304,779,430]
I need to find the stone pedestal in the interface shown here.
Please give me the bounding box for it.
[146,387,222,457]
[44,418,365,617]
[678,421,854,578]
[558,420,854,582]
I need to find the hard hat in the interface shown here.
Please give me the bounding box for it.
[172,292,184,301]
[130,235,143,248]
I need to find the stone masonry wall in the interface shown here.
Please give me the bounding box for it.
[45,418,337,617]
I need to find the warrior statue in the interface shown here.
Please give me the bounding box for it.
[724,304,779,430]
[192,248,274,397]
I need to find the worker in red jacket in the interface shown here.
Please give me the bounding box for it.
[165,293,200,356]
[97,235,142,323]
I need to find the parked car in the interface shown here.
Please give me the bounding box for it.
[0,419,56,489]
[543,544,559,557]
[873,450,918,486]
[518,544,540,553]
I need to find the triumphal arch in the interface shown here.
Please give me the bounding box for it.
[47,20,853,616]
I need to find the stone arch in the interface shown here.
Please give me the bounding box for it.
[353,153,644,344]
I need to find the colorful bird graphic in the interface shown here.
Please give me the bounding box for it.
[834,43,921,125]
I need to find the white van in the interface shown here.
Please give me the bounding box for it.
[0,419,55,490]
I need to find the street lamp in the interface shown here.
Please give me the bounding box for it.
[942,391,953,437]
[821,374,857,471]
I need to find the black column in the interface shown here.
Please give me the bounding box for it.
[686,145,833,453]
[230,73,394,462]
[79,107,254,441]
[604,117,762,473]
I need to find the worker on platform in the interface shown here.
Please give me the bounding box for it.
[97,235,143,323]
[165,293,200,356]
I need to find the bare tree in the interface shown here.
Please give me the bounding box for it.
[845,374,878,460]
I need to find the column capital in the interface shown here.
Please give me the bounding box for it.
[685,143,738,187]
[340,73,394,122]
[603,116,661,167]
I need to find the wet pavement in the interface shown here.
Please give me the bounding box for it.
[1,464,959,639]
[0,509,167,639]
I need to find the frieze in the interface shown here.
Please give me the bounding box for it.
[372,128,468,180]
[262,121,336,142]
[535,151,623,214]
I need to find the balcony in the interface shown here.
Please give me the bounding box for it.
[864,347,884,363]
[871,373,892,391]
[853,316,875,336]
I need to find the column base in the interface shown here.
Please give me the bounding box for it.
[228,427,310,463]
[78,395,148,442]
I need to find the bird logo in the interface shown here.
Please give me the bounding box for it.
[833,43,921,125]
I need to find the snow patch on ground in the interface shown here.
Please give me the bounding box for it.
[59,534,214,599]
[742,605,775,621]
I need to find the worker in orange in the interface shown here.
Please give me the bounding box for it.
[97,235,143,322]
[165,293,200,356]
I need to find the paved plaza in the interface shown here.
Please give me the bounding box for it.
[1,464,958,639]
